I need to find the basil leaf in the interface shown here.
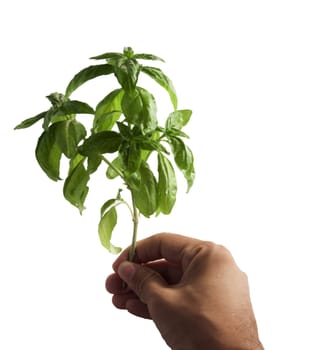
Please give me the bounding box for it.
[63,160,89,214]
[94,89,124,132]
[157,153,177,214]
[90,52,124,61]
[14,111,47,130]
[117,121,132,139]
[87,153,102,174]
[166,110,192,130]
[127,142,141,173]
[35,126,62,181]
[122,87,157,133]
[98,199,122,254]
[65,64,114,97]
[136,137,169,153]
[55,120,87,159]
[114,57,140,92]
[106,155,124,179]
[69,153,85,175]
[141,66,177,109]
[170,137,195,192]
[79,131,122,155]
[133,53,165,62]
[131,162,157,217]
[54,100,94,116]
[42,108,55,130]
[100,198,123,217]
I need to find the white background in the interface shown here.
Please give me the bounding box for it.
[1,1,324,349]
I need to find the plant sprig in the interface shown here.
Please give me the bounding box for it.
[15,47,195,258]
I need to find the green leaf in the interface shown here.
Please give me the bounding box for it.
[54,100,94,117]
[121,87,157,133]
[106,155,124,179]
[54,120,87,159]
[136,136,169,153]
[14,111,47,130]
[65,64,114,97]
[141,66,177,109]
[46,92,67,107]
[87,153,102,174]
[123,47,135,58]
[166,110,192,130]
[114,57,140,92]
[100,198,123,217]
[79,131,122,155]
[94,89,124,132]
[90,52,124,61]
[116,121,132,139]
[170,137,195,192]
[35,126,62,181]
[133,53,165,62]
[95,111,122,133]
[42,108,55,130]
[63,160,90,214]
[157,153,177,214]
[69,153,85,175]
[98,199,122,254]
[127,142,141,173]
[130,162,157,217]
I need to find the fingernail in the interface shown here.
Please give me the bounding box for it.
[118,261,136,282]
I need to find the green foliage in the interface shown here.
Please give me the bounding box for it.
[15,47,195,254]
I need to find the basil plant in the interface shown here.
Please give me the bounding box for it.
[15,47,195,260]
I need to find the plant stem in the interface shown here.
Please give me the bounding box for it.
[101,155,139,262]
[129,191,139,262]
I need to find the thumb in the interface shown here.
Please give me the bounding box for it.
[118,261,166,304]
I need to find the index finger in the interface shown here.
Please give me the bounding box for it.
[112,232,203,271]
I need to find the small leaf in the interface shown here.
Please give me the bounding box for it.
[79,131,122,155]
[100,198,123,217]
[121,88,157,133]
[65,64,114,97]
[54,100,94,117]
[106,155,124,179]
[46,92,66,106]
[166,110,192,130]
[114,57,140,92]
[63,160,90,214]
[170,137,195,192]
[141,66,177,109]
[123,47,134,58]
[130,162,157,217]
[157,153,177,214]
[133,53,165,62]
[98,200,121,254]
[90,52,124,61]
[14,111,47,130]
[35,126,62,181]
[42,109,55,130]
[136,137,169,153]
[117,121,132,139]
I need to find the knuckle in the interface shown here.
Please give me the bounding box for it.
[196,241,234,264]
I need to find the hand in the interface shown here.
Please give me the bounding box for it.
[106,233,264,350]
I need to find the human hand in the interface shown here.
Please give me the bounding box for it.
[106,233,264,350]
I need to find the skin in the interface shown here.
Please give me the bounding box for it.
[106,233,264,350]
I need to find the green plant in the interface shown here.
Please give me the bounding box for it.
[15,47,195,260]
